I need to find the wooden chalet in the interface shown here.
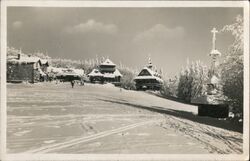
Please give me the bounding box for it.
[134,58,163,90]
[88,58,122,84]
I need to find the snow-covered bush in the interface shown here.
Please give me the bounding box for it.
[117,65,137,90]
[177,60,208,102]
[160,77,179,97]
[220,15,243,119]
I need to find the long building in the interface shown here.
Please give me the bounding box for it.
[47,67,85,82]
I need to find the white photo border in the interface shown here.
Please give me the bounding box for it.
[1,1,249,161]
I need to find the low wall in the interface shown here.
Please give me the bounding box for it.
[198,104,229,118]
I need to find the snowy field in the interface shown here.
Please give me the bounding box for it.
[7,83,243,154]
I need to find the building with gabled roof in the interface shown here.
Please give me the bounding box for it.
[134,57,163,90]
[87,58,122,84]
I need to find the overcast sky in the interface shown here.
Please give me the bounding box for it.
[7,7,242,77]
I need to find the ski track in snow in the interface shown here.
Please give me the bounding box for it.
[160,115,243,154]
[26,119,163,153]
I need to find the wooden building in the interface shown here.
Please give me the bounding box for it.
[88,58,122,84]
[134,58,163,90]
[48,67,84,82]
[56,69,80,82]
[7,54,47,83]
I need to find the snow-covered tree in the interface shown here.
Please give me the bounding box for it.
[177,60,208,102]
[220,15,243,118]
[117,64,138,90]
[7,46,24,56]
[51,58,84,69]
[32,52,51,59]
[160,76,179,97]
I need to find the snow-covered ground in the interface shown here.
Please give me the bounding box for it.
[7,83,242,154]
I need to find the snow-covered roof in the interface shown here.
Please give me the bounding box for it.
[100,58,116,66]
[8,55,50,66]
[141,67,161,77]
[7,55,20,60]
[60,68,82,76]
[58,70,79,76]
[88,68,121,78]
[144,67,154,75]
[48,67,83,76]
[114,69,122,77]
[134,67,163,82]
[8,56,41,64]
[88,69,104,77]
[47,66,63,73]
[60,72,79,76]
[191,95,225,105]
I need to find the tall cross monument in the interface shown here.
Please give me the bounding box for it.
[209,27,221,72]
[211,27,218,50]
[190,27,228,118]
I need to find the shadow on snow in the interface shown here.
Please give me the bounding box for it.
[98,98,243,133]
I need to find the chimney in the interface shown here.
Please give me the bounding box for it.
[17,54,21,60]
